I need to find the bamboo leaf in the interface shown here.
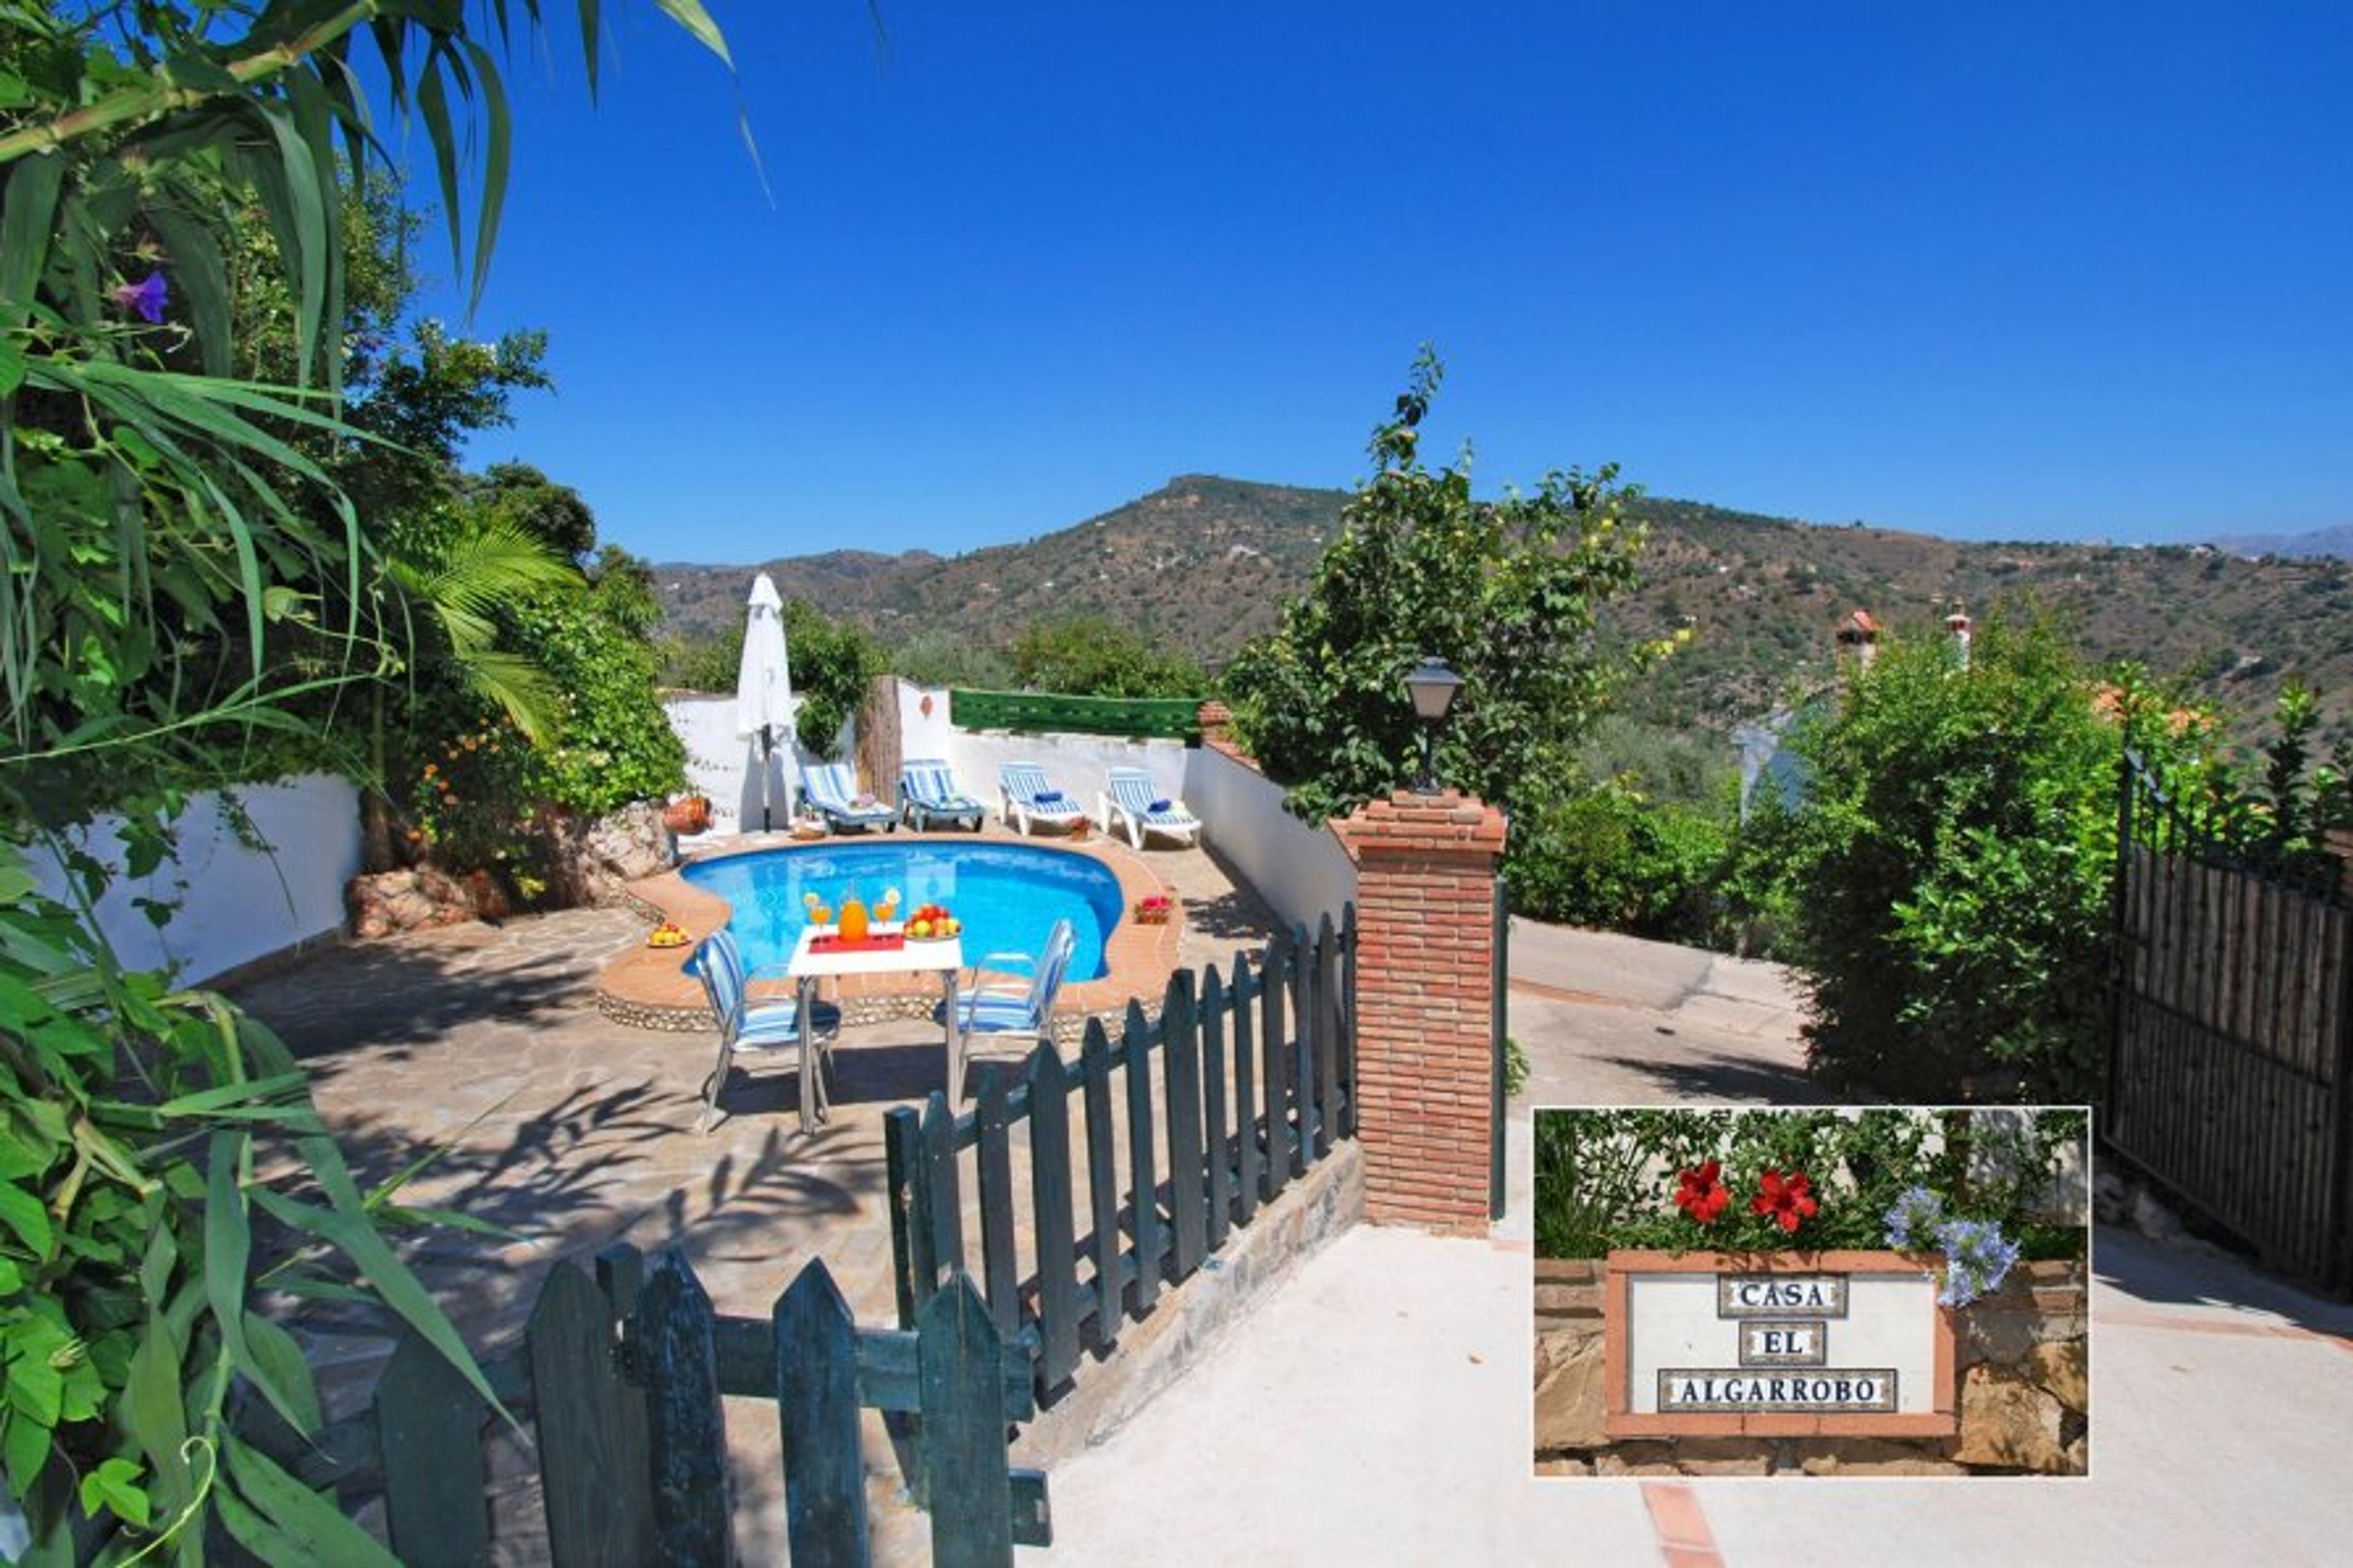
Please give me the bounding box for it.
[0,150,64,331]
[203,1132,260,1374]
[654,0,734,67]
[124,1315,192,1513]
[254,100,329,386]
[238,1311,324,1434]
[249,1178,506,1421]
[414,49,464,284]
[222,1435,402,1568]
[460,37,511,313]
[577,0,602,99]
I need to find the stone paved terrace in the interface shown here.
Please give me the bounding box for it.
[227,824,1283,1561]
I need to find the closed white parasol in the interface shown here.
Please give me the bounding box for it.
[735,572,794,831]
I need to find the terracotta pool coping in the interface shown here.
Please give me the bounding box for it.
[594,830,1182,1032]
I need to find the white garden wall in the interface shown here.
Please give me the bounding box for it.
[680,678,1357,928]
[897,681,959,767]
[667,691,846,832]
[23,774,362,984]
[945,728,1190,830]
[1180,744,1357,931]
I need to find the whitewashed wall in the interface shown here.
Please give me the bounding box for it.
[945,728,1190,828]
[1181,744,1357,931]
[667,691,865,831]
[896,681,958,769]
[23,774,362,983]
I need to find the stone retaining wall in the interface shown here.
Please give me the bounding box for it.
[1010,1139,1364,1468]
[1533,1257,2088,1477]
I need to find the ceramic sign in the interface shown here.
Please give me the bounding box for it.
[1603,1250,1959,1438]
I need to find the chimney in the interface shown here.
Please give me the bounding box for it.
[1945,607,1973,671]
[1834,609,1881,671]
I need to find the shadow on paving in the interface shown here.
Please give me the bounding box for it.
[1178,843,1291,950]
[234,935,620,1062]
[278,1074,883,1349]
[2091,1221,2353,1339]
[1580,1047,1838,1105]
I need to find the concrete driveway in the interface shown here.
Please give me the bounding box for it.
[1044,919,2353,1567]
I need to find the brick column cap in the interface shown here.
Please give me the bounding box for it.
[1335,789,1508,862]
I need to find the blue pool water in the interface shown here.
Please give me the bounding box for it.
[681,843,1126,980]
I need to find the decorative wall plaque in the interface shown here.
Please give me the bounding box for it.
[1602,1250,1958,1437]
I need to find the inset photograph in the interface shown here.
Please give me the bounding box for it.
[1533,1106,2088,1479]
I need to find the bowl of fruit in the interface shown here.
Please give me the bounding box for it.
[904,904,963,941]
[646,920,691,949]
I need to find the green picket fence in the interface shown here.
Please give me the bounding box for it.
[949,688,1204,740]
[261,1246,1047,1564]
[886,911,1357,1396]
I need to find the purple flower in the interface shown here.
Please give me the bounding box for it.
[111,271,169,325]
[1883,1185,1945,1249]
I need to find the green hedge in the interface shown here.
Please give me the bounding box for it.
[950,688,1202,740]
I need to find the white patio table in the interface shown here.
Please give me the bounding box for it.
[787,925,964,1132]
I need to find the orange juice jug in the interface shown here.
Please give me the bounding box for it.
[838,892,870,942]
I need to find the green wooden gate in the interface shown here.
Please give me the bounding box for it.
[272,1246,1048,1562]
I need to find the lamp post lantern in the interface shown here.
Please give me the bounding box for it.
[1404,656,1463,795]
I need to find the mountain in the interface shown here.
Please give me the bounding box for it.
[2209,523,2353,561]
[652,476,2353,744]
[652,475,1339,657]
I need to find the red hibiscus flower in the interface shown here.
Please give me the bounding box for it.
[1749,1167,1819,1233]
[1673,1161,1730,1224]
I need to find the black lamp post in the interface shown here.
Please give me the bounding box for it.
[1404,656,1463,795]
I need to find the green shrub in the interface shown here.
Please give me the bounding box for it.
[1533,1107,2086,1263]
[1509,781,1730,944]
[787,602,886,759]
[1009,615,1203,698]
[1768,618,2197,1102]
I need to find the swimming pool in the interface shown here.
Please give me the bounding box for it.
[681,842,1127,981]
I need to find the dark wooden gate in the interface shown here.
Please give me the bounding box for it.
[278,1248,1047,1562]
[2109,749,2353,1295]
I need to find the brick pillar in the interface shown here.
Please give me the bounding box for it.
[1333,789,1508,1234]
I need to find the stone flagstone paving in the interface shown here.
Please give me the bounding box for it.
[229,832,1282,1561]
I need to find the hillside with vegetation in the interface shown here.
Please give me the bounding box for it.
[654,476,2353,745]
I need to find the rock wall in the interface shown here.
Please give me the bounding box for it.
[537,801,673,909]
[1533,1257,2088,1477]
[346,803,675,941]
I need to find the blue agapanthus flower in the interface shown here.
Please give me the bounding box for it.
[1883,1185,1945,1249]
[1931,1217,2021,1307]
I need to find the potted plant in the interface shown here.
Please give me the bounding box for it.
[663,793,711,835]
[1134,893,1175,925]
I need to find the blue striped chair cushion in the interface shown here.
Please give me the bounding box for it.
[957,992,1044,1033]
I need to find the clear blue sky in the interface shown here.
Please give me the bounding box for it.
[411,2,2353,562]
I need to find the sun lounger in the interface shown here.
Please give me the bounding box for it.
[1102,766,1202,849]
[999,761,1088,836]
[900,757,987,831]
[801,760,898,834]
